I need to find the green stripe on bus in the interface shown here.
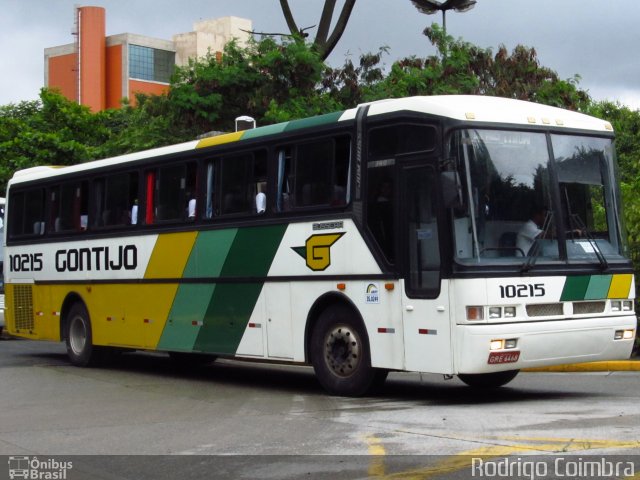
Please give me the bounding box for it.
[193,224,287,354]
[158,284,216,352]
[158,229,239,351]
[283,111,344,132]
[241,123,289,139]
[183,229,238,278]
[560,275,591,301]
[584,274,613,300]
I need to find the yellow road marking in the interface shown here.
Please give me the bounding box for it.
[372,435,639,479]
[364,434,386,477]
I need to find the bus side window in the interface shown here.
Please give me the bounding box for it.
[280,135,350,211]
[92,172,139,228]
[8,189,46,238]
[51,182,88,233]
[220,151,267,216]
[295,140,333,207]
[153,162,196,222]
[155,164,184,222]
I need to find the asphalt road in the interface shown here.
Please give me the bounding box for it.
[0,337,638,479]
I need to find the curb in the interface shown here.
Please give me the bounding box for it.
[524,360,640,372]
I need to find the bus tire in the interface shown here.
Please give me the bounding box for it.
[310,304,378,396]
[458,370,519,388]
[65,302,102,367]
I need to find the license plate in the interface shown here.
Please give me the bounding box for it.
[487,351,520,364]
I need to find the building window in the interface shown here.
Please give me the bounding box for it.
[129,45,175,83]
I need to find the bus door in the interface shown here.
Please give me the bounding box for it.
[400,164,453,374]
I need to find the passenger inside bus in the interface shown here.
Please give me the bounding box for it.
[516,205,547,255]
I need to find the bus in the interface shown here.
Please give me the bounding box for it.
[4,95,636,396]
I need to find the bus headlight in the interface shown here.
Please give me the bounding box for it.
[611,300,621,312]
[490,338,518,350]
[614,329,635,340]
[622,300,634,312]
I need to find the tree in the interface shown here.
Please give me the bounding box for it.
[279,0,356,60]
[350,25,590,110]
[0,90,109,193]
[169,37,336,131]
[587,101,640,248]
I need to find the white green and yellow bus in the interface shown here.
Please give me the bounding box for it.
[4,96,636,395]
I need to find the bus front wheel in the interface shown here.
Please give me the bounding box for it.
[65,303,102,367]
[458,370,519,388]
[310,305,383,396]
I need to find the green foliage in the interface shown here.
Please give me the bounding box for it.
[339,25,590,110]
[0,90,109,194]
[169,38,330,133]
[96,93,191,157]
[587,101,640,245]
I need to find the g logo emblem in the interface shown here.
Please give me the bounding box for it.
[292,233,345,271]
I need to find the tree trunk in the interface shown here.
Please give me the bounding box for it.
[279,0,357,61]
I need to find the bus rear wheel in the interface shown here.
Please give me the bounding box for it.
[458,370,519,388]
[310,305,382,396]
[65,302,103,367]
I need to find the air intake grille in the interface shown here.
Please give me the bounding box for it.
[13,285,34,331]
[573,301,606,315]
[526,303,564,317]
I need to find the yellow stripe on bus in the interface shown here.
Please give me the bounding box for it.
[607,273,633,299]
[196,131,244,149]
[145,232,198,279]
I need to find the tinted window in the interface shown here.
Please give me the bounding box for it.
[8,189,46,237]
[153,162,197,222]
[278,135,350,210]
[50,182,88,233]
[93,172,139,228]
[220,151,267,216]
[369,124,436,159]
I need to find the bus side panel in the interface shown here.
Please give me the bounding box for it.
[284,280,405,369]
[266,219,405,369]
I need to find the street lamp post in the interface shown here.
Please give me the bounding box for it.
[411,0,477,36]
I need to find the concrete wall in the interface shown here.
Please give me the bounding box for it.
[173,16,252,66]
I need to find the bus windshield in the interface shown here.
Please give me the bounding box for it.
[450,129,625,267]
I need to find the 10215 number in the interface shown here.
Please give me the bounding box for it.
[499,283,545,298]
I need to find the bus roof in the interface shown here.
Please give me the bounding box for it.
[9,95,612,186]
[347,95,613,133]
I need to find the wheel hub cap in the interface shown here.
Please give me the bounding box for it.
[324,325,361,377]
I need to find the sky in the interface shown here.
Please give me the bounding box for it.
[1,0,640,108]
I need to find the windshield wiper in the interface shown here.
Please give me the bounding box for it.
[563,188,608,271]
[567,213,609,271]
[521,210,553,273]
